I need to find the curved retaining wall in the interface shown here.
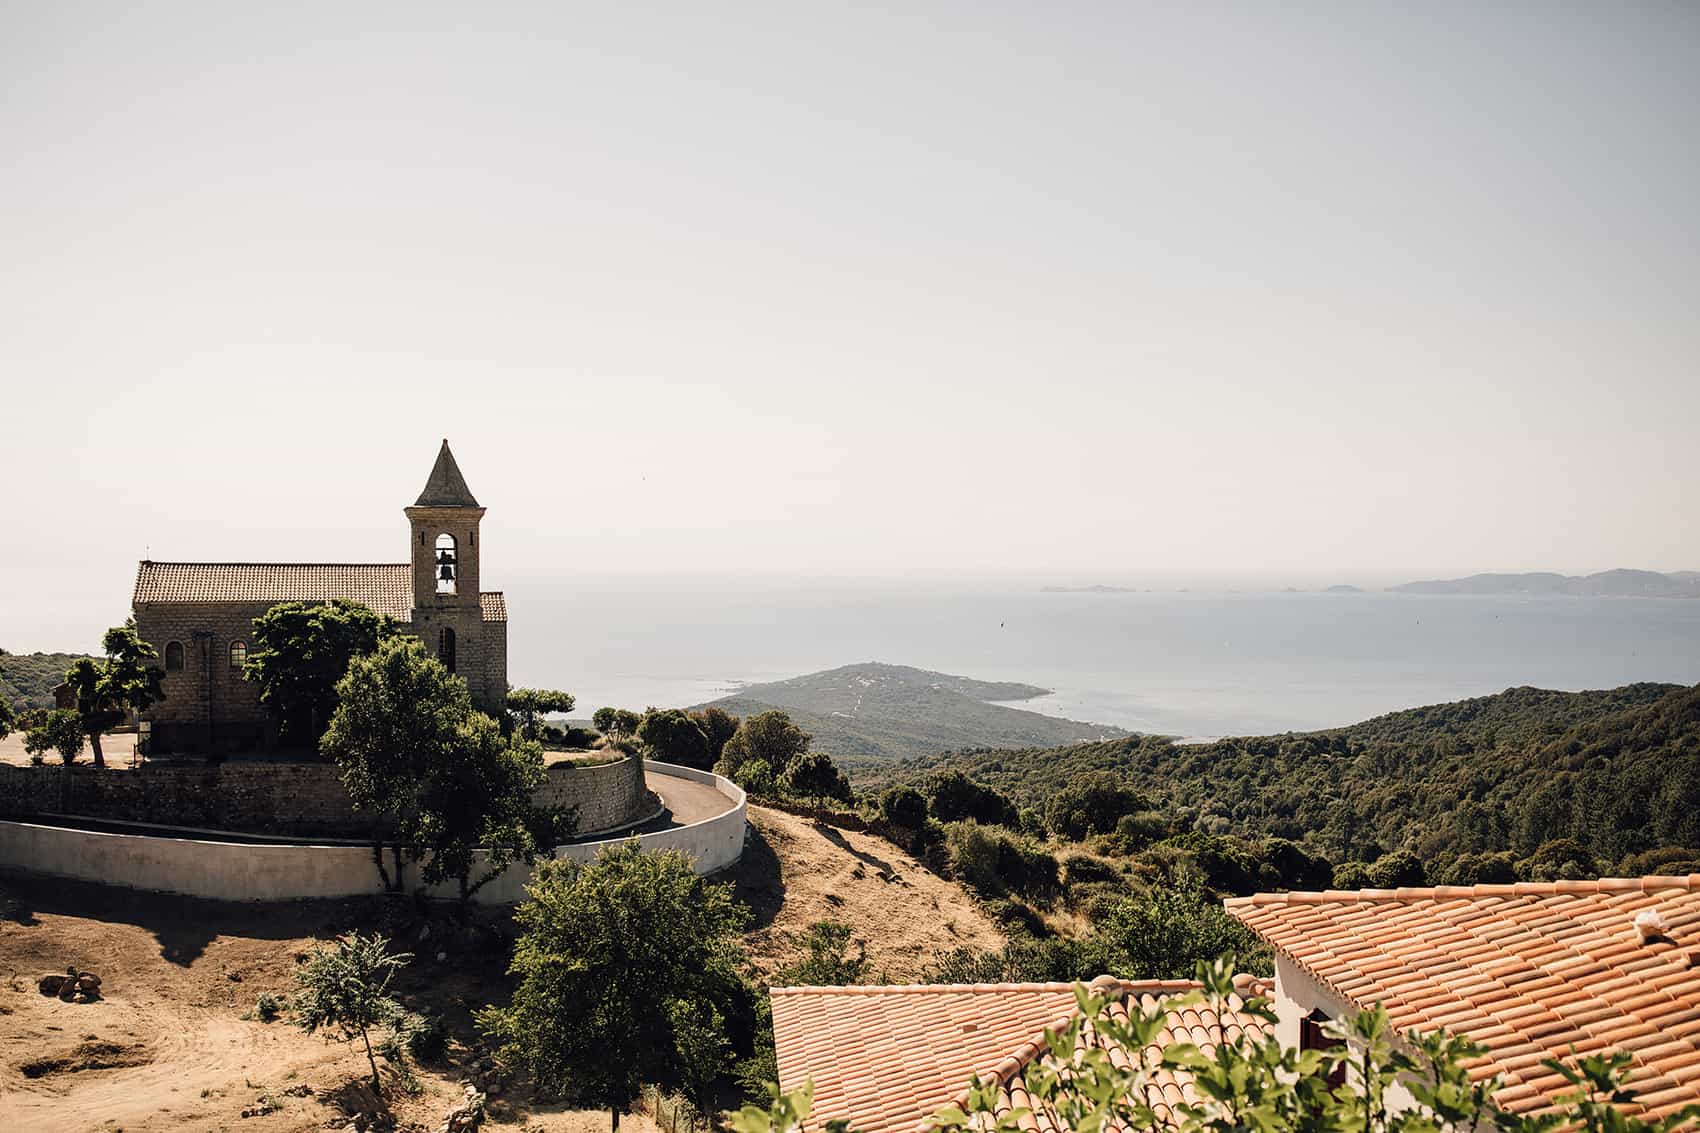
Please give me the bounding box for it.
[0,753,653,839]
[0,762,746,905]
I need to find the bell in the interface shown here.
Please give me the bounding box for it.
[438,563,455,581]
[436,547,455,564]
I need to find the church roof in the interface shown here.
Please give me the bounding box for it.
[132,562,506,623]
[413,440,480,508]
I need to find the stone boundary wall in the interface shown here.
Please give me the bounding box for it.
[0,755,651,839]
[0,762,746,905]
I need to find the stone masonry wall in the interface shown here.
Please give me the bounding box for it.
[0,755,652,839]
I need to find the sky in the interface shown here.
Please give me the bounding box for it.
[3,1,1698,649]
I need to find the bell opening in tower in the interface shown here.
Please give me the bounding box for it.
[435,533,458,594]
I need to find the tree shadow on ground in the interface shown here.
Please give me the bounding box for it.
[815,824,898,878]
[0,868,380,966]
[726,824,785,931]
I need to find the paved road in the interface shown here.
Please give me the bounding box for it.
[646,769,735,827]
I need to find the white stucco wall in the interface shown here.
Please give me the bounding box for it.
[0,763,747,905]
[1270,953,1421,1112]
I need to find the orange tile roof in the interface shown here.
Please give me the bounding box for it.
[769,977,1271,1133]
[1226,876,1700,1118]
[133,562,506,622]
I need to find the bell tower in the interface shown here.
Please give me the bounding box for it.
[405,440,486,676]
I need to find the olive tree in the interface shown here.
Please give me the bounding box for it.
[506,687,577,742]
[63,621,166,768]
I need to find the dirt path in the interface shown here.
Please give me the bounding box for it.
[736,806,1003,982]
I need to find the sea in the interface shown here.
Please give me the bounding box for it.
[501,575,1700,741]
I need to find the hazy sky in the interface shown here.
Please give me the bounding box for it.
[3,1,1698,648]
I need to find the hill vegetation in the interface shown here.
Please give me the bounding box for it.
[873,681,1700,878]
[699,663,1126,765]
[0,651,98,711]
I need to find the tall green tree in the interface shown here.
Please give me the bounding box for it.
[323,635,546,900]
[592,706,643,738]
[689,706,740,763]
[715,711,811,782]
[293,932,413,1093]
[63,621,166,769]
[478,842,749,1133]
[637,708,713,770]
[506,687,577,742]
[783,749,852,814]
[246,600,396,745]
[414,711,548,903]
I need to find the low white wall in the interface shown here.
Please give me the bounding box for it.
[0,763,747,905]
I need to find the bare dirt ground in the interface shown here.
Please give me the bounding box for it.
[0,874,661,1133]
[734,806,1003,982]
[0,805,998,1131]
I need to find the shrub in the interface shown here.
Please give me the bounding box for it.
[877,785,929,829]
[402,1012,450,1061]
[1364,850,1427,889]
[1045,771,1152,840]
[1332,861,1371,889]
[924,770,1020,828]
[253,992,283,1022]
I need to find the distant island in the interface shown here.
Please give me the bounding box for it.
[1393,569,1700,599]
[1040,584,1143,594]
[696,661,1128,767]
[1324,584,1364,593]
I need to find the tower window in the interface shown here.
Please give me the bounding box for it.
[229,640,248,670]
[438,627,456,673]
[165,641,185,671]
[435,533,458,595]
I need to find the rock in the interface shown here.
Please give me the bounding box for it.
[37,974,66,996]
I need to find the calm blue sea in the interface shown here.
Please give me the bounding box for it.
[501,576,1700,740]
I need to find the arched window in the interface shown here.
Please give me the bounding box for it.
[165,641,185,671]
[438,627,456,673]
[229,640,247,670]
[435,533,458,594]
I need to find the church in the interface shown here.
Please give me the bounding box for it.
[132,441,508,753]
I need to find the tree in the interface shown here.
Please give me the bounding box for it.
[1364,850,1426,889]
[507,687,577,743]
[637,708,713,770]
[293,932,413,1093]
[592,706,642,738]
[1045,771,1151,840]
[323,636,548,902]
[877,785,929,829]
[63,621,166,769]
[783,749,851,814]
[414,712,549,903]
[1090,878,1269,979]
[716,711,811,782]
[668,999,731,1127]
[478,842,749,1132]
[24,708,84,764]
[246,600,396,745]
[690,707,740,764]
[924,769,1020,828]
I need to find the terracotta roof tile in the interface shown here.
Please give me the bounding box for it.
[769,979,1270,1133]
[133,561,506,622]
[1226,875,1700,1118]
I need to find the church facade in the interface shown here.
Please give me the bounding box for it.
[132,441,508,753]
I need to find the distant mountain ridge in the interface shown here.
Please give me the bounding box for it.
[698,662,1128,766]
[1394,569,1700,598]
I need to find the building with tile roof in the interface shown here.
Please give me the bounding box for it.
[768,975,1273,1133]
[132,441,508,752]
[1226,875,1700,1119]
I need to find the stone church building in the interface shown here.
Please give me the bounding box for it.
[132,441,508,753]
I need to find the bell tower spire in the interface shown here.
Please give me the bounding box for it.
[405,440,486,622]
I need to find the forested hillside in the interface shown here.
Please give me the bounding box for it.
[878,682,1699,873]
[0,651,97,711]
